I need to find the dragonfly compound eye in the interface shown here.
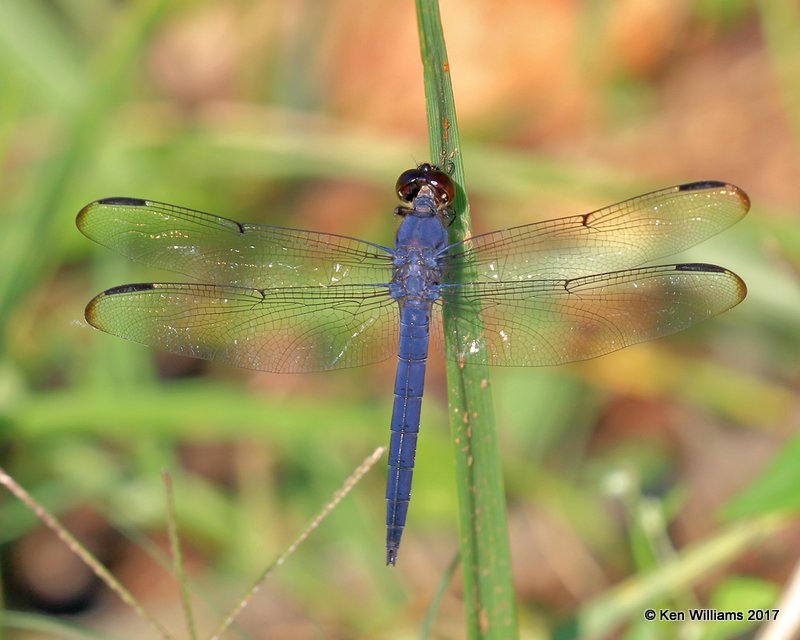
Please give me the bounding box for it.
[395,164,455,206]
[395,167,425,202]
[424,169,455,205]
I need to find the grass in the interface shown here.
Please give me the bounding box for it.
[1,2,799,639]
[0,0,170,326]
[415,1,517,637]
[0,445,385,639]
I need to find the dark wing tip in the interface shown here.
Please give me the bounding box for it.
[76,197,149,232]
[96,197,148,206]
[678,181,751,212]
[676,263,748,305]
[103,283,158,295]
[675,262,727,273]
[678,180,728,191]
[85,283,157,329]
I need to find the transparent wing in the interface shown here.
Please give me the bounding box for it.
[431,264,746,366]
[443,182,749,282]
[77,198,394,288]
[85,283,398,372]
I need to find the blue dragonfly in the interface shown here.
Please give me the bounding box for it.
[77,164,749,565]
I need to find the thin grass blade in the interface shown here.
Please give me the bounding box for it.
[0,466,177,640]
[163,470,198,640]
[414,2,518,638]
[420,553,460,640]
[210,446,384,640]
[555,514,787,640]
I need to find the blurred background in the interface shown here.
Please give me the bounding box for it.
[1,0,799,638]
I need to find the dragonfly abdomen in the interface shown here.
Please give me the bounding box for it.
[385,302,431,566]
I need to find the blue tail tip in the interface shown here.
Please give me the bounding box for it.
[386,547,398,566]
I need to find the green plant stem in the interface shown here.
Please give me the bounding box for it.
[414,2,518,638]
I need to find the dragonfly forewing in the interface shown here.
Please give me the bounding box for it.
[77,198,395,289]
[443,181,749,282]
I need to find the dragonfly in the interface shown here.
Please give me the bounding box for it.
[77,164,749,565]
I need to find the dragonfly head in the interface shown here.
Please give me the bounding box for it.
[395,163,454,213]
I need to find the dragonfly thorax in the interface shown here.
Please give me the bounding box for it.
[389,246,444,301]
[394,209,448,251]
